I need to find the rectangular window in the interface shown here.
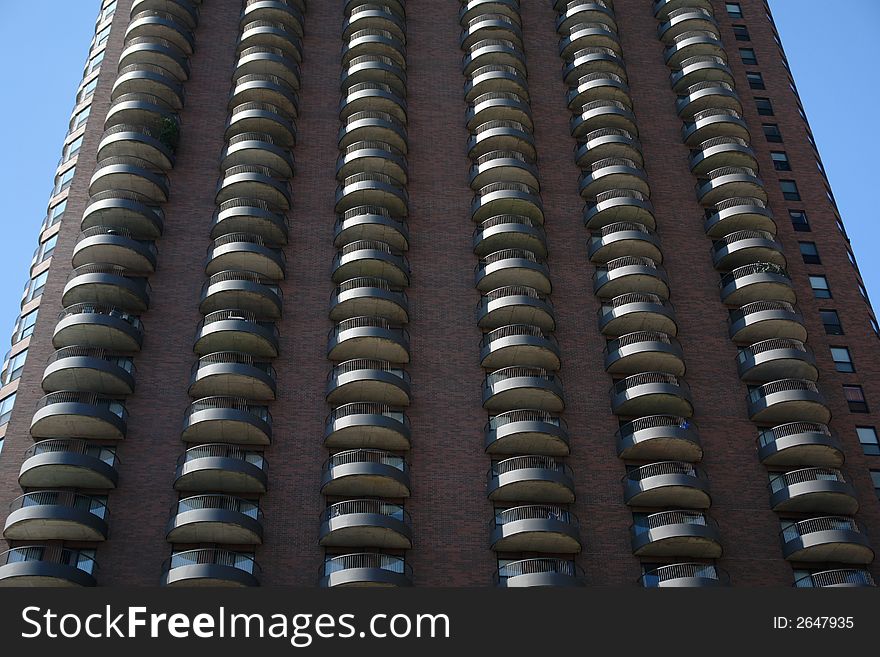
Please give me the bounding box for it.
[100,0,117,22]
[1,349,27,386]
[78,77,99,103]
[62,135,84,163]
[36,234,58,264]
[755,97,774,115]
[747,72,765,89]
[858,280,870,301]
[771,151,791,171]
[740,48,758,65]
[780,180,800,200]
[726,2,743,17]
[871,471,880,499]
[809,275,831,299]
[831,347,855,373]
[54,167,75,195]
[0,392,15,425]
[871,316,880,337]
[71,105,91,131]
[844,385,869,413]
[24,271,49,304]
[86,49,105,75]
[789,209,809,231]
[733,25,750,41]
[763,123,782,142]
[798,242,820,265]
[820,310,843,335]
[94,25,111,47]
[857,427,880,456]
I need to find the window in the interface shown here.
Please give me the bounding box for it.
[831,347,854,373]
[0,392,15,424]
[789,209,809,231]
[844,385,868,413]
[871,470,880,499]
[71,105,91,131]
[857,427,880,456]
[93,24,111,47]
[13,309,39,343]
[871,316,880,337]
[770,151,791,171]
[23,271,48,304]
[733,25,750,41]
[726,2,743,18]
[780,180,800,200]
[809,275,831,299]
[78,77,99,102]
[35,234,58,264]
[62,135,83,163]
[54,167,75,195]
[755,97,774,116]
[86,49,105,75]
[762,123,782,142]
[820,310,843,335]
[747,72,765,89]
[100,0,117,22]
[740,48,758,65]
[858,280,870,301]
[798,242,820,265]
[1,350,27,386]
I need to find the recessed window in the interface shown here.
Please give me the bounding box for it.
[24,271,49,304]
[871,470,880,498]
[93,24,111,47]
[780,180,800,200]
[78,77,99,103]
[789,209,809,232]
[62,135,84,163]
[819,310,843,335]
[755,97,774,116]
[86,49,105,75]
[1,349,27,386]
[747,72,765,89]
[857,427,880,456]
[809,275,831,299]
[0,392,15,424]
[13,309,39,343]
[35,234,58,264]
[844,385,869,413]
[798,242,820,265]
[100,0,117,22]
[47,199,67,229]
[740,48,758,65]
[733,25,750,41]
[71,105,91,131]
[762,123,782,142]
[726,2,743,18]
[771,151,791,171]
[831,347,855,373]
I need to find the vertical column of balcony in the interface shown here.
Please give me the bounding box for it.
[461,1,583,589]
[161,0,305,588]
[549,0,726,588]
[319,0,413,588]
[651,0,873,586]
[0,0,203,588]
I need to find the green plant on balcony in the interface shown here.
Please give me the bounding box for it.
[159,117,180,153]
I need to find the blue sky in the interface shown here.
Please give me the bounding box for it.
[0,1,878,348]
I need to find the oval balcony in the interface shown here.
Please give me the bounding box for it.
[465,63,528,104]
[319,500,412,549]
[491,505,581,553]
[131,0,199,29]
[31,392,127,441]
[330,277,409,324]
[556,2,616,34]
[335,172,408,217]
[475,249,550,294]
[689,136,756,175]
[781,517,873,564]
[339,110,408,153]
[571,99,636,138]
[189,352,277,400]
[682,109,749,146]
[112,63,185,110]
[72,226,158,273]
[468,119,535,160]
[241,0,305,35]
[213,198,289,245]
[334,205,409,252]
[41,347,135,396]
[757,422,844,468]
[704,197,776,237]
[343,28,406,68]
[126,11,195,56]
[711,229,783,271]
[477,285,555,332]
[495,558,585,588]
[104,90,176,132]
[323,402,411,451]
[328,316,410,363]
[463,38,527,77]
[482,367,565,413]
[227,101,297,148]
[746,379,830,425]
[220,132,294,178]
[610,372,694,417]
[182,397,272,445]
[326,359,412,406]
[344,5,405,42]
[670,54,733,91]
[460,0,519,25]
[559,22,621,60]
[471,182,544,224]
[484,409,569,456]
[174,444,268,494]
[321,449,410,498]
[794,569,876,588]
[89,156,169,202]
[466,92,533,131]
[239,19,303,63]
[53,304,144,352]
[331,240,410,287]
[96,123,175,171]
[4,491,108,542]
[473,215,546,258]
[593,256,669,300]
[460,13,523,50]
[658,6,717,43]
[319,553,412,588]
[161,549,260,588]
[677,81,741,121]
[769,468,858,515]
[579,158,649,198]
[0,547,97,588]
[82,190,164,239]
[652,0,714,20]
[199,271,283,319]
[639,562,728,588]
[598,293,677,338]
[193,310,279,359]
[584,189,656,229]
[487,455,575,503]
[340,82,406,123]
[336,140,407,184]
[604,331,686,376]
[574,126,642,169]
[664,30,724,68]
[696,166,766,205]
[205,233,285,280]
[589,221,660,264]
[566,72,631,113]
[737,338,817,384]
[563,47,625,86]
[233,46,301,89]
[719,262,794,306]
[229,74,298,118]
[166,494,263,544]
[616,415,701,462]
[469,150,538,190]
[216,165,290,210]
[728,301,805,345]
[622,461,710,508]
[480,324,560,370]
[631,510,721,558]
[19,440,119,489]
[119,37,190,82]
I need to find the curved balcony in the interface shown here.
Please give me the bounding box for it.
[719,263,794,306]
[345,5,405,42]
[193,310,279,358]
[72,226,157,273]
[487,455,575,503]
[563,47,625,86]
[729,301,804,345]
[622,461,710,508]
[340,81,407,124]
[126,11,195,56]
[491,505,580,553]
[781,517,873,564]
[131,0,199,29]
[682,109,749,146]
[482,367,564,413]
[216,165,290,210]
[119,37,190,82]
[212,198,289,245]
[199,271,282,319]
[96,123,175,171]
[631,510,721,557]
[769,468,858,515]
[161,549,260,587]
[664,30,724,68]
[589,221,660,264]
[189,352,277,400]
[747,379,830,425]
[593,256,669,300]
[166,494,263,544]
[584,189,656,229]
[610,372,693,417]
[331,240,410,287]
[559,22,621,61]
[639,562,728,588]
[468,119,535,159]
[480,324,560,370]
[471,182,543,224]
[0,547,97,588]
[41,347,135,395]
[182,397,271,445]
[205,233,285,280]
[579,158,649,199]
[658,6,718,43]
[339,110,408,153]
[466,92,533,131]
[19,440,118,489]
[556,1,616,34]
[82,189,164,239]
[567,75,630,117]
[495,558,585,588]
[604,331,685,376]
[704,197,776,237]
[689,136,756,176]
[321,449,410,498]
[460,0,519,25]
[319,553,412,588]
[239,20,303,63]
[757,422,844,468]
[4,491,108,541]
[53,304,144,352]
[323,402,411,450]
[329,277,408,324]
[473,215,546,257]
[465,65,528,104]
[227,101,297,148]
[737,338,817,384]
[475,249,550,294]
[460,13,523,50]
[677,81,741,121]
[174,444,268,494]
[574,126,642,169]
[477,285,555,332]
[484,409,569,456]
[229,74,298,118]
[112,63,185,110]
[234,46,301,90]
[571,99,636,138]
[326,359,412,406]
[89,156,169,202]
[598,293,676,337]
[463,39,527,77]
[328,316,410,363]
[652,0,714,20]
[31,392,127,440]
[794,569,876,588]
[220,132,294,178]
[337,140,407,184]
[696,166,766,205]
[334,205,409,252]
[335,172,408,216]
[469,151,538,190]
[319,500,412,548]
[240,0,305,36]
[616,415,701,462]
[711,229,783,271]
[105,92,176,135]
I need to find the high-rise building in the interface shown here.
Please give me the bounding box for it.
[0,0,877,589]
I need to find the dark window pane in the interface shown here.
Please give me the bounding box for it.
[763,123,782,142]
[820,310,843,335]
[755,97,773,115]
[799,242,820,264]
[789,209,809,231]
